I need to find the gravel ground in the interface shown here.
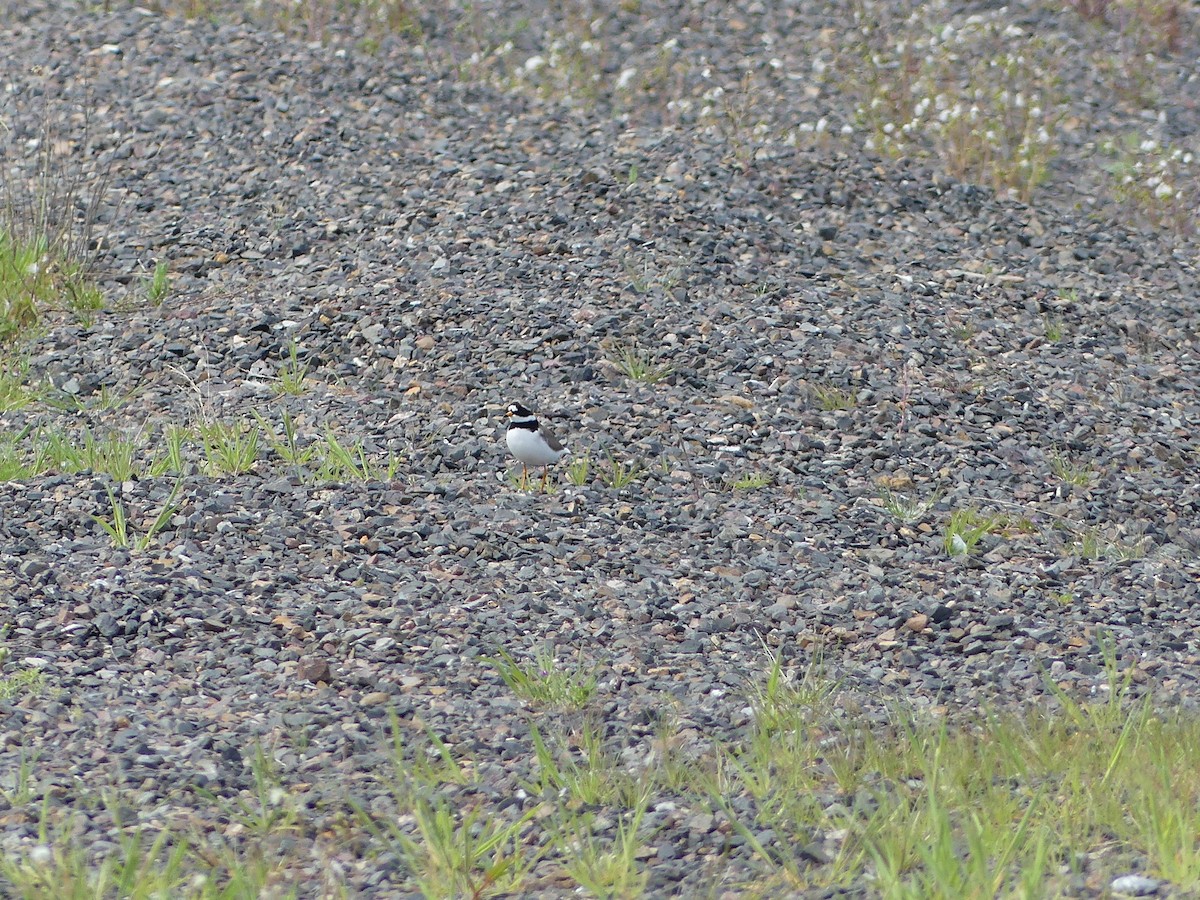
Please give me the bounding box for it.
[1,0,1199,895]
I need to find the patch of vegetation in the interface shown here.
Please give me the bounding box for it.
[812,382,857,411]
[127,0,422,48]
[488,647,597,711]
[5,639,1200,896]
[0,354,45,410]
[255,411,399,482]
[43,427,140,482]
[600,453,642,489]
[731,471,771,491]
[198,419,260,475]
[879,488,937,524]
[1062,525,1149,561]
[144,259,170,305]
[275,338,309,396]
[313,428,399,483]
[943,508,1001,556]
[91,481,182,552]
[847,0,1065,200]
[1064,0,1190,56]
[0,99,113,340]
[0,635,42,700]
[565,452,591,486]
[1101,132,1198,233]
[607,343,673,384]
[1049,452,1095,487]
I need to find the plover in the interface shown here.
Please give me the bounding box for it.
[505,402,569,491]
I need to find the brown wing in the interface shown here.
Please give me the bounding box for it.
[539,422,566,452]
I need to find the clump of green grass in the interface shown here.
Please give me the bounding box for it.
[91,481,182,552]
[198,419,260,475]
[255,411,399,482]
[1,103,113,338]
[47,384,141,414]
[378,790,537,898]
[553,787,651,898]
[1062,525,1148,561]
[361,721,540,899]
[731,471,771,491]
[1043,315,1065,342]
[0,430,39,481]
[608,343,673,384]
[0,633,42,700]
[314,428,399,483]
[565,452,591,486]
[943,508,1001,556]
[148,425,190,476]
[488,647,596,711]
[144,259,170,305]
[949,319,978,342]
[43,427,140,482]
[1049,452,1095,486]
[197,745,300,839]
[600,453,642,489]
[0,233,104,337]
[255,410,314,470]
[0,355,45,410]
[878,488,937,524]
[812,382,857,411]
[275,338,308,395]
[0,233,49,340]
[529,720,648,808]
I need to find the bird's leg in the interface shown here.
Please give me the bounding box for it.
[521,465,529,490]
[541,467,549,492]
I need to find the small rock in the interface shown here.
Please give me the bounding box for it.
[1111,874,1160,896]
[904,613,928,633]
[930,604,954,624]
[296,657,332,684]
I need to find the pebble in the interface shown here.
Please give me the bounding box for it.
[1111,874,1161,896]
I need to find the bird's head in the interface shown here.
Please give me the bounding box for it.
[506,402,531,418]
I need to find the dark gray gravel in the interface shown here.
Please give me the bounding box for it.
[1,0,1199,895]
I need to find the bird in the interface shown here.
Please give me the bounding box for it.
[505,401,569,491]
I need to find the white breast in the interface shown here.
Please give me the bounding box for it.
[507,426,568,466]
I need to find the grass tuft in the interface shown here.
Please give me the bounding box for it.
[91,481,182,552]
[812,382,857,411]
[607,344,673,384]
[601,453,642,490]
[1049,452,1095,486]
[943,508,1001,556]
[275,338,309,396]
[488,647,597,711]
[565,452,591,486]
[0,634,42,700]
[144,259,170,305]
[731,471,771,491]
[198,419,260,475]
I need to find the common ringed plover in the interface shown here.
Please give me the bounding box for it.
[505,402,569,491]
